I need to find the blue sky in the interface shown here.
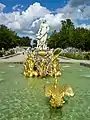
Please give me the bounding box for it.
[0,0,90,38]
[1,0,69,12]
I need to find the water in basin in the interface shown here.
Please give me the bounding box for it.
[0,63,90,120]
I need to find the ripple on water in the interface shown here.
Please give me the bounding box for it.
[80,75,90,78]
[78,69,83,71]
[8,65,15,68]
[0,78,4,82]
[63,65,70,68]
[0,71,5,74]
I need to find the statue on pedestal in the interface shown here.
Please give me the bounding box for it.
[36,19,50,50]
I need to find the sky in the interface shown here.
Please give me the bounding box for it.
[0,0,90,38]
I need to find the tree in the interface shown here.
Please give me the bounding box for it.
[0,25,32,50]
[47,30,60,48]
[60,19,74,47]
[47,19,90,51]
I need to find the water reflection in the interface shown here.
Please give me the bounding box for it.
[80,75,90,78]
[49,107,63,119]
[63,65,70,68]
[0,78,4,82]
[8,64,15,68]
[0,71,5,74]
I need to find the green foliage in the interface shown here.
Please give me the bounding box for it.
[47,19,90,51]
[83,52,90,60]
[60,53,75,59]
[60,52,90,60]
[0,51,4,57]
[10,49,15,54]
[74,54,83,60]
[47,31,59,48]
[0,25,31,50]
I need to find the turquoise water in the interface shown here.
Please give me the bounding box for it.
[0,63,90,120]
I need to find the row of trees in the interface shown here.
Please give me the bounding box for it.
[47,19,90,51]
[1,19,90,51]
[0,25,31,50]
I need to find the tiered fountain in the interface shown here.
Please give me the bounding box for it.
[24,19,74,108]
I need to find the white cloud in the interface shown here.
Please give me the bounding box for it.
[76,24,90,29]
[56,0,90,21]
[70,0,90,7]
[0,2,63,37]
[12,4,23,11]
[0,3,5,12]
[8,21,21,30]
[0,3,51,32]
[45,13,64,32]
[0,1,90,38]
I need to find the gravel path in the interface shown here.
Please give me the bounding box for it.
[0,54,27,63]
[0,53,90,64]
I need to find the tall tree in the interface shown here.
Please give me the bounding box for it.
[60,19,74,47]
[0,25,32,50]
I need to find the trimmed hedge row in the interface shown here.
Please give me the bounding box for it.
[60,52,90,60]
[0,50,15,57]
[0,51,5,57]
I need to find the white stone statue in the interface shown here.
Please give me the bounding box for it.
[36,19,50,50]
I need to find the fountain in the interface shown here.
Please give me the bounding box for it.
[23,19,74,108]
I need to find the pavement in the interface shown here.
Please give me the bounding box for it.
[0,53,90,64]
[0,53,27,63]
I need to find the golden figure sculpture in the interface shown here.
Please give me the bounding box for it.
[45,79,74,108]
[23,50,61,78]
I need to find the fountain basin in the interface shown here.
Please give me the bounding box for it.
[0,63,90,119]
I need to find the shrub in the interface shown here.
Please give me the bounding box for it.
[5,49,15,56]
[5,51,11,56]
[74,54,84,60]
[0,51,4,57]
[10,49,15,54]
[83,53,90,60]
[60,52,90,60]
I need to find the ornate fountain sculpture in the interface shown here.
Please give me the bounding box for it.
[24,19,74,108]
[45,79,74,108]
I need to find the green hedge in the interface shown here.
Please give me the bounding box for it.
[0,51,5,57]
[83,52,90,60]
[0,49,15,57]
[60,52,90,60]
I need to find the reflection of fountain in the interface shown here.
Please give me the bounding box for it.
[24,19,74,108]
